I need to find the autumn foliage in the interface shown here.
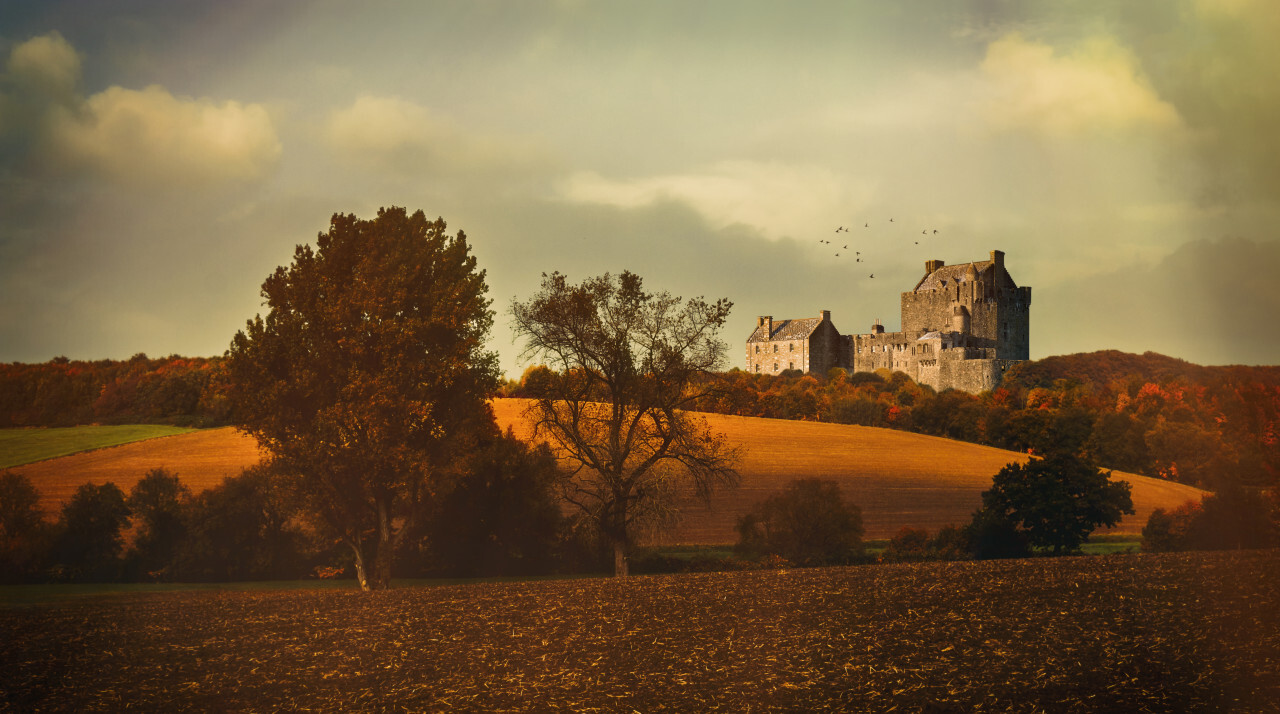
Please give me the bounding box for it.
[665,352,1280,493]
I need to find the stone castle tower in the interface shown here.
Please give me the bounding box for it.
[746,249,1031,393]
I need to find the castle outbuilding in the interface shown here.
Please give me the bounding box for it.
[745,250,1031,393]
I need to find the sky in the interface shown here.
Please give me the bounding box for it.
[2,0,1278,377]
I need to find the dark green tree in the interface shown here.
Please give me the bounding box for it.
[172,467,308,582]
[227,207,499,590]
[0,472,50,582]
[418,430,565,577]
[980,453,1134,555]
[125,468,190,579]
[510,271,740,577]
[735,478,864,566]
[50,482,131,582]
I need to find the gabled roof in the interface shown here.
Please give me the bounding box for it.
[913,260,1017,292]
[747,317,823,343]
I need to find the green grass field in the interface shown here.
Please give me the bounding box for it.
[0,425,195,470]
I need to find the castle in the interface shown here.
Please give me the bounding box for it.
[745,250,1031,393]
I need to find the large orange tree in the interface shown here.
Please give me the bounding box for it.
[228,207,498,590]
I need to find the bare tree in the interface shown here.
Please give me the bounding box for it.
[510,271,740,576]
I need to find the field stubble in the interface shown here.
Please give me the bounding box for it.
[2,550,1277,712]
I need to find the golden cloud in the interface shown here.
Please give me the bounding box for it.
[2,33,281,186]
[979,33,1183,136]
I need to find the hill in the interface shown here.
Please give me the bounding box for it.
[14,400,1204,540]
[13,427,263,514]
[1002,350,1280,392]
[492,401,1203,541]
[0,425,195,470]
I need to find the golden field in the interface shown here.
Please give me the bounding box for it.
[14,399,1205,541]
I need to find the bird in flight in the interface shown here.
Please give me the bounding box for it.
[835,252,840,257]
[842,245,848,249]
[889,218,894,222]
[922,230,927,235]
[870,273,875,278]
[933,229,938,234]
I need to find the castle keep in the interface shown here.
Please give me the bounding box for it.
[745,250,1031,393]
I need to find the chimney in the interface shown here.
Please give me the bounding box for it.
[819,309,831,322]
[990,250,1004,270]
[758,315,773,335]
[925,259,945,275]
[990,250,1005,288]
[871,319,884,334]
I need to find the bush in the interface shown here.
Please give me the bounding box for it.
[881,527,931,562]
[1143,487,1278,552]
[735,479,863,566]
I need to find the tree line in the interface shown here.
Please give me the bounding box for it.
[636,354,1279,493]
[0,355,231,428]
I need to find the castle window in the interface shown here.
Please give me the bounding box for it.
[755,345,760,354]
[788,362,794,370]
[773,363,778,371]
[773,344,779,353]
[754,364,760,373]
[790,342,795,351]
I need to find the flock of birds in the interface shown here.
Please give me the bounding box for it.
[818,218,941,279]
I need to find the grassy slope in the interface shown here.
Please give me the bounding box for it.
[15,400,1205,540]
[495,400,1204,541]
[0,425,195,470]
[14,427,264,515]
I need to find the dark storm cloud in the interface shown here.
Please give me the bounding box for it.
[1036,235,1280,366]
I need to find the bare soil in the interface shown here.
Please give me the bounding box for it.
[2,550,1276,712]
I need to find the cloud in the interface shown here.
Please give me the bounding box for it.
[1035,236,1280,365]
[52,86,280,184]
[556,161,876,241]
[1,32,281,186]
[978,33,1183,136]
[323,95,546,176]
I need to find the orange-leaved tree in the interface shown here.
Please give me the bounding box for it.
[228,207,498,591]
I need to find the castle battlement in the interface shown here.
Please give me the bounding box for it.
[745,250,1031,393]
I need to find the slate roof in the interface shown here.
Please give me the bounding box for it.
[912,260,1016,292]
[746,317,823,343]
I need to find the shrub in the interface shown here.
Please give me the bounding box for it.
[735,478,863,566]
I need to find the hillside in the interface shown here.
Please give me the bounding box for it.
[14,400,1205,540]
[1002,350,1280,392]
[493,401,1204,541]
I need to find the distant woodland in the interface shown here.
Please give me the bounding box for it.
[3,350,1278,492]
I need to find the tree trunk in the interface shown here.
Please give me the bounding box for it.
[350,541,371,592]
[368,498,394,590]
[613,539,629,577]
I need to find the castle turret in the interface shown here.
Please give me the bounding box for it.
[952,305,970,334]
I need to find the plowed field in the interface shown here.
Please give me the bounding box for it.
[13,400,1205,540]
[2,551,1276,712]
